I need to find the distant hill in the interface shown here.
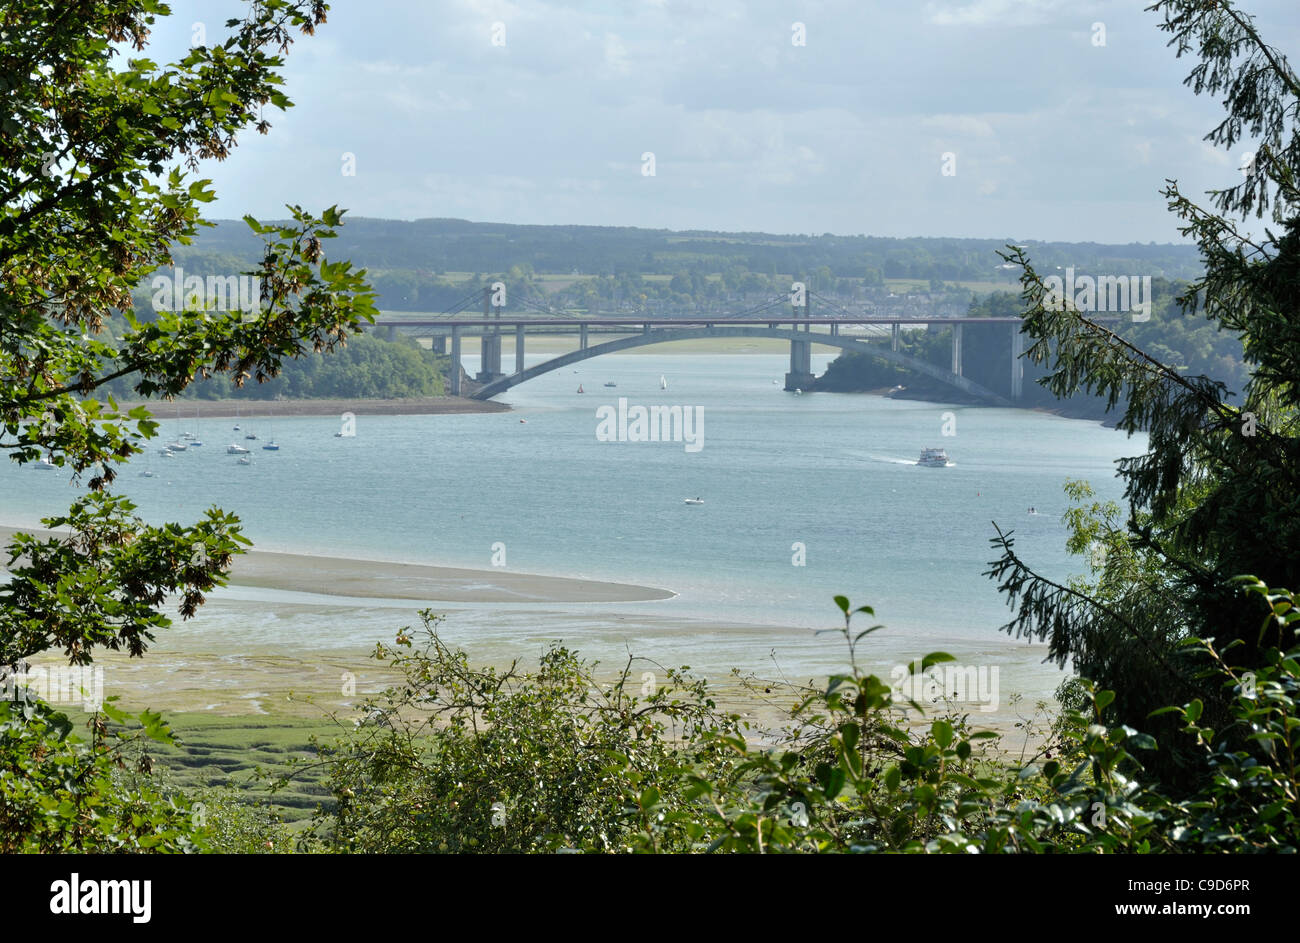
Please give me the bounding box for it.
[176,217,1205,284]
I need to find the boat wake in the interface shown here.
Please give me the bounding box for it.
[853,452,918,466]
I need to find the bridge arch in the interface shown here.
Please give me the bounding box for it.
[469,326,1011,405]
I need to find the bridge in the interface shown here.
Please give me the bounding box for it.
[373,289,1032,405]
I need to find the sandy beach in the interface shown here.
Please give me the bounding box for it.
[228,547,675,603]
[0,523,1053,745]
[0,524,675,605]
[115,396,508,420]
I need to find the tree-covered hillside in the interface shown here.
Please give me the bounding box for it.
[161,218,1205,317]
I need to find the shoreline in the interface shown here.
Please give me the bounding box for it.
[811,386,1119,427]
[0,524,1055,745]
[0,525,675,605]
[116,396,509,420]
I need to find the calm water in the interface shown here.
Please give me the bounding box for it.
[0,352,1144,711]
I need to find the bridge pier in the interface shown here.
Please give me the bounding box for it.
[951,322,963,377]
[477,333,502,381]
[580,323,589,350]
[892,323,900,352]
[431,335,446,355]
[450,326,462,396]
[516,324,525,375]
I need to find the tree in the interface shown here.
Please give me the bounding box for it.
[987,0,1300,783]
[0,0,373,846]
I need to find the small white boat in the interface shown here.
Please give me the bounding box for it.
[32,458,56,471]
[227,443,250,454]
[167,441,187,452]
[684,497,704,506]
[917,447,950,467]
[244,433,257,440]
[794,388,802,395]
[237,456,252,466]
[159,448,174,457]
[139,469,156,478]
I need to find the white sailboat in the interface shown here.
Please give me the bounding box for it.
[261,414,279,450]
[168,403,188,450]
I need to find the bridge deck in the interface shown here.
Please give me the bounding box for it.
[376,316,1045,328]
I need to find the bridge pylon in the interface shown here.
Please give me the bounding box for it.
[784,288,816,391]
[477,285,505,382]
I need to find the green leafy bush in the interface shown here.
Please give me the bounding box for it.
[295,613,742,853]
[305,589,1299,853]
[0,698,203,853]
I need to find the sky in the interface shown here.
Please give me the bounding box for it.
[147,0,1300,243]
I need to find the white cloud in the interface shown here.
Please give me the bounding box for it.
[921,114,997,137]
[925,0,1069,28]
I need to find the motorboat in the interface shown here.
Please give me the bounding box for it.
[32,457,56,471]
[917,448,950,467]
[237,456,252,466]
[227,443,250,454]
[167,441,187,451]
[262,442,280,451]
[683,497,704,506]
[604,381,617,388]
[244,432,257,440]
